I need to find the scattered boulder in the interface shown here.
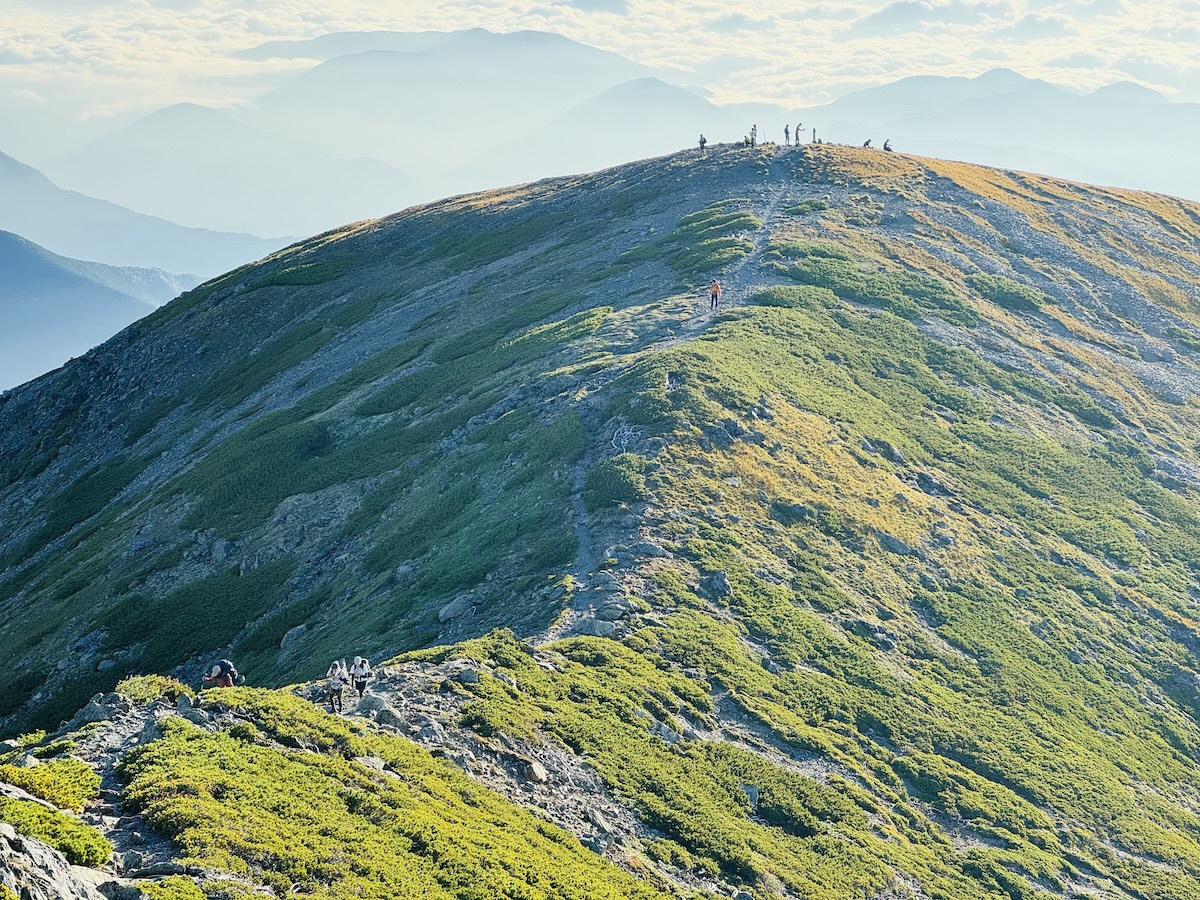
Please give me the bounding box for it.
[353,756,386,772]
[279,624,308,650]
[652,721,682,744]
[915,472,952,496]
[702,571,733,598]
[438,597,473,623]
[523,760,550,784]
[874,530,918,557]
[456,668,480,685]
[375,707,407,730]
[574,618,617,638]
[595,597,637,621]
[739,783,760,811]
[587,808,614,836]
[354,694,388,713]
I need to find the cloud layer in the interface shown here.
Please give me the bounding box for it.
[1,0,1197,149]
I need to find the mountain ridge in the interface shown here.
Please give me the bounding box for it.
[3,144,1200,899]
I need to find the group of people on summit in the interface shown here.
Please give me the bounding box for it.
[698,127,893,153]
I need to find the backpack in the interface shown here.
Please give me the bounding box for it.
[218,659,238,681]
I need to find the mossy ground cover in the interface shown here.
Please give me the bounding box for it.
[0,749,108,867]
[118,689,680,900]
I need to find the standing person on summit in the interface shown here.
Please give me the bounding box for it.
[349,657,372,700]
[699,134,707,153]
[796,123,803,144]
[784,125,790,146]
[750,124,757,147]
[708,280,722,311]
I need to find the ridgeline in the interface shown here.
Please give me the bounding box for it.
[4,143,1200,899]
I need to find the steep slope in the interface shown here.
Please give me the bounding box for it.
[0,231,195,390]
[54,103,416,236]
[4,145,1200,899]
[0,150,286,275]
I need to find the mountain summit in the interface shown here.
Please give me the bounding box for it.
[3,144,1200,899]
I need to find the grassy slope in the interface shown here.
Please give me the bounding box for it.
[3,144,1200,897]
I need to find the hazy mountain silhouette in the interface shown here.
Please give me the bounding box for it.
[0,231,193,390]
[459,78,741,189]
[55,103,417,236]
[804,69,1200,198]
[246,30,661,175]
[0,150,286,275]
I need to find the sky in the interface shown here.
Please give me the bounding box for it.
[2,0,1198,139]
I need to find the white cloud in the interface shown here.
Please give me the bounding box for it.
[0,0,1196,134]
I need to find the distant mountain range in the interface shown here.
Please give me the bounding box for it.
[803,69,1200,198]
[0,150,286,275]
[0,231,195,390]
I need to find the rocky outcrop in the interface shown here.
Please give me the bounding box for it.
[0,823,107,900]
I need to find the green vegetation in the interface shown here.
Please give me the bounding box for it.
[965,273,1051,311]
[622,201,761,283]
[140,877,207,900]
[0,758,100,812]
[115,675,196,705]
[785,199,829,216]
[0,798,110,866]
[5,145,1200,900]
[119,690,673,900]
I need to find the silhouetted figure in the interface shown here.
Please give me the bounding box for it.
[743,135,751,147]
[796,123,803,143]
[812,128,817,143]
[784,125,790,145]
[699,134,707,153]
[750,124,757,147]
[863,138,872,148]
[709,280,722,311]
[883,139,893,152]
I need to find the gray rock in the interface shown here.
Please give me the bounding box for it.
[438,597,472,622]
[574,618,617,638]
[456,668,480,685]
[279,624,307,650]
[14,753,41,769]
[176,693,193,712]
[915,471,952,496]
[353,756,386,772]
[0,825,109,899]
[523,760,550,784]
[875,530,918,557]
[631,541,669,558]
[652,721,682,744]
[375,707,407,730]
[354,694,388,713]
[703,571,733,598]
[587,808,615,836]
[0,739,18,752]
[96,659,115,672]
[595,598,636,621]
[739,783,760,811]
[181,708,211,726]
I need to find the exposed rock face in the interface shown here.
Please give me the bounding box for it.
[0,823,107,900]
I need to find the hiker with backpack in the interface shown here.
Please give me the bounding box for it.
[709,280,722,311]
[699,134,707,153]
[349,657,372,699]
[203,659,238,688]
[326,659,350,713]
[784,125,790,146]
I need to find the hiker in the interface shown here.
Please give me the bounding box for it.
[883,139,893,152]
[743,135,751,146]
[708,280,722,311]
[326,658,349,713]
[863,138,872,149]
[796,123,803,144]
[349,656,372,699]
[750,124,757,147]
[698,133,707,153]
[784,125,790,146]
[203,659,238,688]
